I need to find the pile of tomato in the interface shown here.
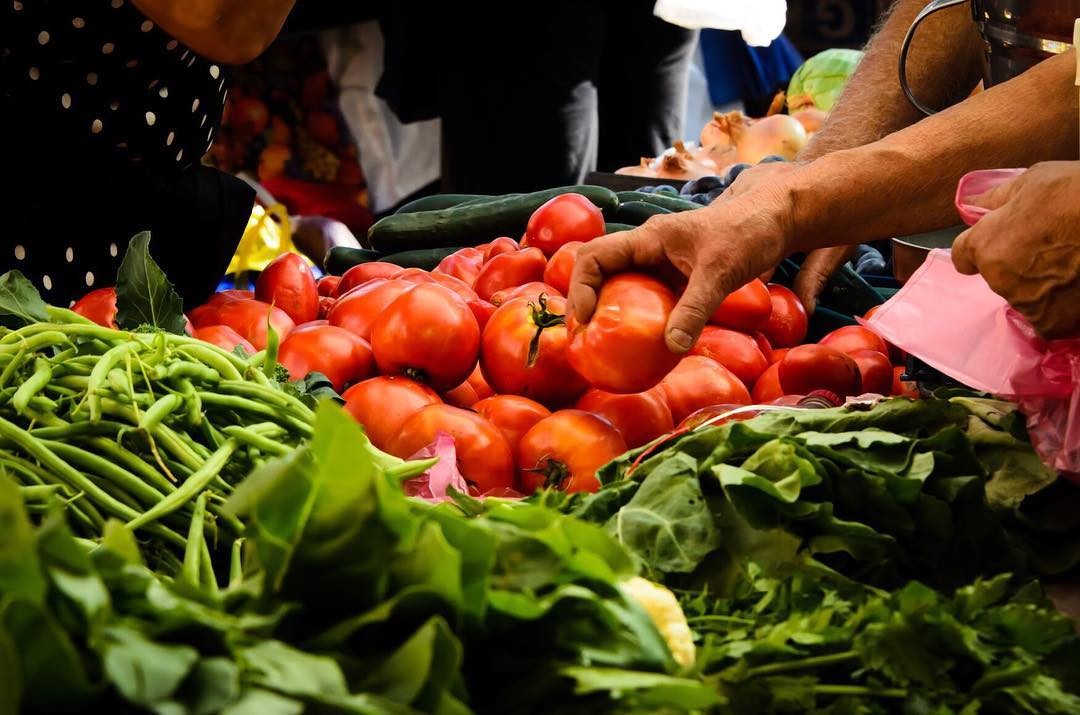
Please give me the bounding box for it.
[70,194,915,497]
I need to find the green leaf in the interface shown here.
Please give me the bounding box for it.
[238,640,347,698]
[99,518,145,566]
[115,232,188,334]
[0,623,22,715]
[0,476,46,603]
[175,657,240,715]
[100,624,199,706]
[220,688,304,715]
[356,616,463,711]
[562,666,723,709]
[285,371,344,408]
[0,270,48,328]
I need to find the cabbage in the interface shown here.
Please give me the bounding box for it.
[787,48,864,112]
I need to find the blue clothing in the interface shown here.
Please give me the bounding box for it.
[699,30,803,106]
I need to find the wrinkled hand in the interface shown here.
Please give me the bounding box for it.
[724,161,851,313]
[568,185,792,354]
[952,161,1080,339]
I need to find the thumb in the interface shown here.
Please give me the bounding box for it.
[967,171,1025,211]
[665,269,721,354]
[951,226,980,274]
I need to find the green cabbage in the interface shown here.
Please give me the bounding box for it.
[787,48,864,112]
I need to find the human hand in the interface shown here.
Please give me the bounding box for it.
[952,161,1080,339]
[568,184,792,354]
[291,216,362,265]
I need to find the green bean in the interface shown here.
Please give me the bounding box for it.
[30,419,129,440]
[126,439,239,532]
[162,361,221,384]
[87,342,146,422]
[229,538,244,589]
[182,492,208,587]
[45,306,97,325]
[11,359,52,415]
[0,330,70,354]
[49,346,78,363]
[42,441,168,508]
[0,348,28,389]
[0,453,105,531]
[139,394,183,432]
[107,367,131,396]
[222,425,292,457]
[173,344,243,381]
[83,437,177,496]
[198,392,313,436]
[217,380,311,417]
[174,378,203,427]
[19,484,66,501]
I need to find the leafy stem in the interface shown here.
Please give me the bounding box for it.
[743,650,860,678]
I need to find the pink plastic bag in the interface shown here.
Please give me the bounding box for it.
[954,168,1026,224]
[865,169,1080,479]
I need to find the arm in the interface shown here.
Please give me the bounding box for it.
[131,0,296,65]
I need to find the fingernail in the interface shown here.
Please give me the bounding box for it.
[668,328,693,352]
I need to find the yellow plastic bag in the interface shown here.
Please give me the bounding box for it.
[226,202,312,276]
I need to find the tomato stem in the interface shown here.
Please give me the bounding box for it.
[404,367,427,383]
[526,295,565,368]
[523,454,570,490]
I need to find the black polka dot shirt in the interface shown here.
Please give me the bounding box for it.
[1,0,230,173]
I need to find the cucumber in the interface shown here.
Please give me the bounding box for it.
[368,185,619,253]
[324,247,382,275]
[605,223,637,234]
[613,201,671,225]
[377,247,462,271]
[394,194,489,214]
[616,191,701,213]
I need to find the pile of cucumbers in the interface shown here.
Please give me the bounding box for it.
[326,185,701,275]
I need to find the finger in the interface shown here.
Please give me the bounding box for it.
[950,226,980,274]
[792,246,855,315]
[967,170,1026,210]
[665,268,722,354]
[568,227,667,323]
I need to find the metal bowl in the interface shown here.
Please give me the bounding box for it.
[891,226,966,284]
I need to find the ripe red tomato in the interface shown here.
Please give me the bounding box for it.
[467,299,497,333]
[72,287,117,328]
[392,267,439,286]
[689,326,769,389]
[278,324,374,392]
[390,404,516,492]
[850,349,893,396]
[371,283,481,391]
[190,289,254,326]
[480,295,588,407]
[751,362,786,403]
[759,284,808,348]
[574,388,674,449]
[193,325,254,354]
[343,376,441,451]
[770,347,791,365]
[566,273,681,394]
[201,299,295,351]
[429,272,479,302]
[678,404,760,431]
[254,253,318,325]
[206,289,254,306]
[543,241,583,296]
[328,278,415,341]
[518,410,626,493]
[317,275,341,297]
[482,237,520,263]
[466,363,495,400]
[778,345,862,397]
[474,247,547,302]
[525,194,605,257]
[709,279,772,332]
[443,381,480,409]
[490,281,563,306]
[752,331,774,364]
[434,247,484,287]
[337,262,404,296]
[892,366,920,399]
[474,395,551,462]
[819,325,889,358]
[317,296,335,320]
[657,356,752,424]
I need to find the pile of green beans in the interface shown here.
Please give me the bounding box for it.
[0,306,314,573]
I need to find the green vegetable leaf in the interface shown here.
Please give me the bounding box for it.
[238,640,347,698]
[101,624,200,706]
[0,476,46,603]
[174,657,240,715]
[115,232,188,334]
[285,371,344,408]
[0,270,48,328]
[356,616,464,711]
[562,666,723,709]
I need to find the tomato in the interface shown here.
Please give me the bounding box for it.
[371,283,481,391]
[751,362,786,403]
[328,278,414,341]
[278,324,374,391]
[709,279,772,332]
[201,299,295,350]
[566,273,681,394]
[317,275,341,297]
[254,253,318,325]
[206,289,254,306]
[574,388,674,449]
[343,376,441,451]
[466,363,495,401]
[518,410,626,493]
[778,344,861,397]
[193,325,254,354]
[490,281,563,306]
[190,289,253,326]
[892,366,920,399]
[482,237,520,263]
[443,381,480,409]
[689,326,768,389]
[678,404,760,431]
[850,349,892,396]
[543,241,583,296]
[72,287,117,328]
[819,325,889,358]
[337,262,404,296]
[474,247,547,302]
[480,295,588,407]
[752,331,774,364]
[392,267,439,285]
[429,271,479,302]
[317,296,335,320]
[293,321,329,331]
[468,299,498,332]
[759,284,808,348]
[770,347,791,365]
[434,247,484,287]
[525,194,605,257]
[862,305,905,364]
[390,404,515,492]
[474,395,551,461]
[657,356,752,424]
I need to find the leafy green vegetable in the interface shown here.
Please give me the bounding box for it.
[0,270,48,328]
[115,232,188,334]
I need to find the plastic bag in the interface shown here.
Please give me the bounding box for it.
[226,202,311,276]
[866,169,1080,479]
[653,0,787,46]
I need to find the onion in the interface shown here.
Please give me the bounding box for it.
[616,142,718,180]
[791,107,827,135]
[699,111,752,151]
[766,92,786,117]
[615,158,658,177]
[729,114,808,164]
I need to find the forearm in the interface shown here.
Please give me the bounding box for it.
[800,0,982,161]
[131,0,295,65]
[783,50,1077,252]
